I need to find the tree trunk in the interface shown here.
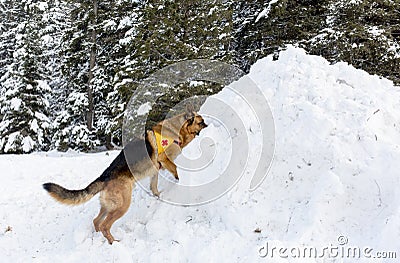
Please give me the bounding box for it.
[87,0,97,131]
[105,133,113,150]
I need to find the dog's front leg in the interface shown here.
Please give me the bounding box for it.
[146,130,161,196]
[162,158,179,180]
[158,152,179,180]
[150,173,160,197]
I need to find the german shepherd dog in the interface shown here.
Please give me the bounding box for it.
[43,111,207,244]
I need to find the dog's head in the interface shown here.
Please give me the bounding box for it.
[183,111,208,136]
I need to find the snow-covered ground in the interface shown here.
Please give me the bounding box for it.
[1,47,399,262]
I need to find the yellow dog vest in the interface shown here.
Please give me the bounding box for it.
[154,131,181,154]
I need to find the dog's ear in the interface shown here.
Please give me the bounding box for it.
[184,104,196,120]
[186,116,194,126]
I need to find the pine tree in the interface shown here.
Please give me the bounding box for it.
[1,0,398,153]
[41,0,70,113]
[112,0,233,142]
[53,0,142,150]
[232,0,329,72]
[129,0,232,80]
[0,0,16,81]
[0,1,51,153]
[230,0,266,71]
[93,0,141,148]
[307,0,400,84]
[53,0,99,151]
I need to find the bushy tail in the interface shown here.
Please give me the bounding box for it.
[43,178,105,205]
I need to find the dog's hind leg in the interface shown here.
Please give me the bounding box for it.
[100,206,129,244]
[99,179,133,244]
[93,205,107,232]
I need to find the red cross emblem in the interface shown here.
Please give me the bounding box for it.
[161,139,169,147]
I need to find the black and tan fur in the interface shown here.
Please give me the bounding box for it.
[43,111,207,244]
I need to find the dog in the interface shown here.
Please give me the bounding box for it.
[43,111,207,244]
[150,111,208,195]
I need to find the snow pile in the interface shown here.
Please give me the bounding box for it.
[1,47,399,262]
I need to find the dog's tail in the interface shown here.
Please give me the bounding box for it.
[43,177,105,205]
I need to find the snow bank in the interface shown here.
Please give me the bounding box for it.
[0,47,399,262]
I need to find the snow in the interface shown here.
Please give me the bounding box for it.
[255,0,279,23]
[36,80,51,92]
[137,102,152,116]
[22,136,35,153]
[1,47,400,262]
[35,111,51,123]
[118,17,133,30]
[208,6,218,15]
[367,26,385,37]
[103,20,117,31]
[37,2,48,12]
[189,80,204,87]
[218,33,228,40]
[10,98,22,111]
[115,78,133,89]
[13,47,26,58]
[3,131,20,153]
[30,119,39,133]
[349,0,363,4]
[41,34,52,45]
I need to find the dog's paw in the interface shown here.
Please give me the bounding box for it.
[150,186,161,197]
[152,190,160,198]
